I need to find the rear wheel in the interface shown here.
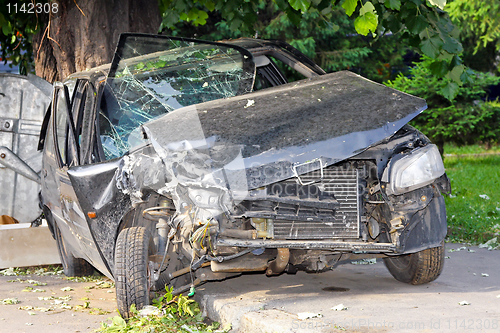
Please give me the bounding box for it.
[54,223,94,277]
[384,242,445,285]
[115,227,154,318]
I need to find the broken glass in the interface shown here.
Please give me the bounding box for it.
[99,35,256,159]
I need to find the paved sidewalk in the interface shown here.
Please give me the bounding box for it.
[195,243,500,332]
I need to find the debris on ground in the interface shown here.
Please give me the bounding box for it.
[1,298,20,305]
[61,287,74,292]
[297,312,322,320]
[479,237,500,250]
[458,301,470,306]
[448,246,467,253]
[138,305,164,317]
[351,258,377,265]
[0,268,17,276]
[481,273,489,277]
[331,304,348,311]
[479,194,490,200]
[244,99,255,108]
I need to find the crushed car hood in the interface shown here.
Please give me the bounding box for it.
[140,71,426,196]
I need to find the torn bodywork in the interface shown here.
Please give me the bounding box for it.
[38,35,449,317]
[65,70,448,288]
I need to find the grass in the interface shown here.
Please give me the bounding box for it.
[444,154,500,244]
[444,143,500,155]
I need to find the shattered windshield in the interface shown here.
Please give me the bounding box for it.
[99,34,255,159]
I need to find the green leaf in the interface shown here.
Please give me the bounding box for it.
[384,0,401,10]
[194,10,209,25]
[406,15,428,34]
[111,316,127,328]
[428,0,446,10]
[342,0,358,16]
[229,18,243,31]
[445,65,464,84]
[429,60,448,78]
[441,81,459,101]
[442,35,463,54]
[354,3,378,36]
[204,0,215,11]
[289,0,311,12]
[420,33,443,58]
[359,1,376,15]
[2,22,12,36]
[355,12,378,35]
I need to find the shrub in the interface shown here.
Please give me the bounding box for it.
[386,58,500,152]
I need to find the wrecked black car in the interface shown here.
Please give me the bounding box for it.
[34,34,449,317]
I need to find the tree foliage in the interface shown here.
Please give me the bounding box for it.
[447,0,500,74]
[447,0,500,55]
[387,57,500,151]
[0,0,41,74]
[1,0,464,95]
[159,0,465,95]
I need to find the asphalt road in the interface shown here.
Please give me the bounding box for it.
[0,242,498,333]
[194,242,500,332]
[0,271,118,333]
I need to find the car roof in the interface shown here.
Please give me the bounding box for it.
[65,36,325,85]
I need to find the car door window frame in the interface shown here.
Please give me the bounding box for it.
[52,83,79,169]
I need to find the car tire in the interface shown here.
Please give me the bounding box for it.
[54,223,94,277]
[384,242,445,285]
[115,227,154,318]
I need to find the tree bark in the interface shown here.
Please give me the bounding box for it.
[32,0,160,82]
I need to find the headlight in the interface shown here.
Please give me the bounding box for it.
[388,144,445,195]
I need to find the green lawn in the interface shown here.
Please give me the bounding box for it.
[444,154,500,243]
[444,143,500,155]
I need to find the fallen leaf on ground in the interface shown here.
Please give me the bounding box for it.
[297,312,322,320]
[0,268,17,276]
[60,287,73,292]
[2,298,20,305]
[448,246,467,253]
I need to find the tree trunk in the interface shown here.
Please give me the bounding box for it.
[32,0,160,82]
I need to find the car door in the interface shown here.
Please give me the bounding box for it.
[42,80,107,272]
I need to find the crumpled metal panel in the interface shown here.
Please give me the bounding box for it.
[108,71,426,246]
[0,74,50,223]
[140,71,426,194]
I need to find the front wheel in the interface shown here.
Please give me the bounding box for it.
[384,242,445,285]
[115,227,154,318]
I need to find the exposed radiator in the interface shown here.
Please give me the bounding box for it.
[273,165,359,240]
